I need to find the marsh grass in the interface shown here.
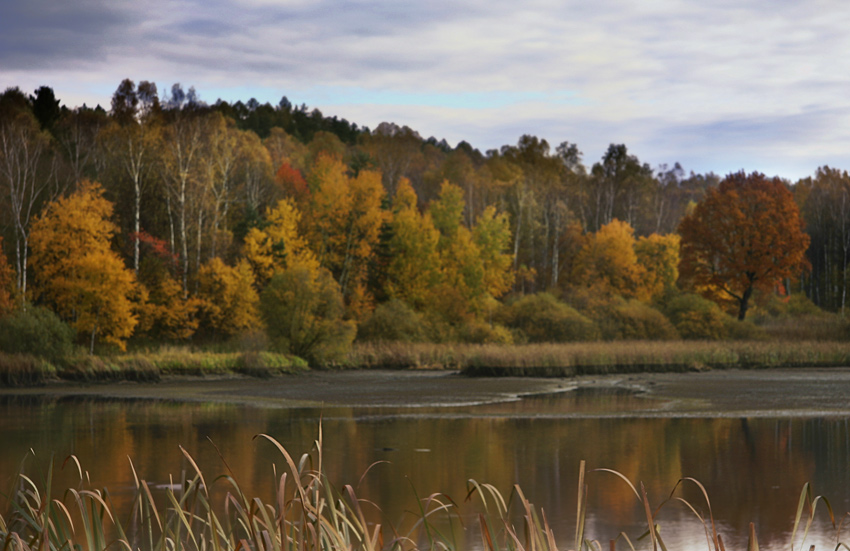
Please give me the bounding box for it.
[1,433,845,551]
[0,348,308,387]
[346,341,850,377]
[0,353,55,386]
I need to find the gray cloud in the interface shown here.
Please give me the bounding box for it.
[0,0,130,69]
[4,0,850,179]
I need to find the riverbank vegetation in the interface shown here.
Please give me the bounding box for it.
[0,432,838,551]
[346,340,850,376]
[2,82,850,377]
[0,348,306,387]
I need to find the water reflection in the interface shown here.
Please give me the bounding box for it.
[1,391,848,551]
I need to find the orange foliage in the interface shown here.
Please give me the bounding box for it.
[0,237,15,316]
[276,162,309,204]
[678,171,810,320]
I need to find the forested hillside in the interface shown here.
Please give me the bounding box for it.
[0,80,844,358]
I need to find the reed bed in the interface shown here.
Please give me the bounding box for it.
[346,341,850,377]
[0,432,842,551]
[0,350,308,387]
[0,353,55,386]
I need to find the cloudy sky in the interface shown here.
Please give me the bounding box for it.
[2,0,849,180]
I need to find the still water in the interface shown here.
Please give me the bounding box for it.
[2,388,849,551]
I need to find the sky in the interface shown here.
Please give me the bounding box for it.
[2,0,850,181]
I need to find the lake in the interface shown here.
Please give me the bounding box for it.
[1,376,849,551]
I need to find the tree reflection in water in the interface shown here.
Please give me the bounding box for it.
[0,393,847,551]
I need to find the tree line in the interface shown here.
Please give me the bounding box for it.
[0,80,836,358]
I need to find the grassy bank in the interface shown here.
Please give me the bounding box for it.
[0,349,308,387]
[0,432,835,551]
[347,340,850,376]
[5,339,850,388]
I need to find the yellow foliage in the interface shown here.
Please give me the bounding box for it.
[243,198,318,286]
[386,179,441,309]
[570,219,645,300]
[197,258,260,337]
[135,276,201,341]
[635,233,681,300]
[304,154,388,301]
[473,206,515,298]
[29,180,138,351]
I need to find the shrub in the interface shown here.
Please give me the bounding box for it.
[498,293,599,342]
[597,300,679,341]
[357,299,426,342]
[661,293,728,340]
[723,317,768,341]
[458,320,514,344]
[260,265,356,366]
[0,305,74,362]
[784,294,827,317]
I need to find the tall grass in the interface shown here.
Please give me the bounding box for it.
[0,349,309,388]
[0,432,843,551]
[346,341,850,377]
[0,353,55,386]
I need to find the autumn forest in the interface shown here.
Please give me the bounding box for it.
[0,80,845,361]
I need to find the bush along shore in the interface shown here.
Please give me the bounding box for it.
[0,431,838,551]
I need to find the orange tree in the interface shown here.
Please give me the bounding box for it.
[678,171,810,320]
[0,236,15,317]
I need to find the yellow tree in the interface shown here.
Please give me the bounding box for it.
[304,154,388,308]
[428,181,489,320]
[29,180,137,352]
[385,178,440,309]
[243,198,318,287]
[570,219,645,299]
[196,258,260,338]
[635,233,681,301]
[473,206,515,299]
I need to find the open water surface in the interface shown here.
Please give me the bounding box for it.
[2,387,849,551]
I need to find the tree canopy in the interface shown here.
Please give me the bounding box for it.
[678,171,810,320]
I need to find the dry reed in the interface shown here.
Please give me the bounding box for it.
[0,431,843,551]
[346,341,850,377]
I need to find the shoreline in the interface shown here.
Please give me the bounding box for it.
[3,367,850,416]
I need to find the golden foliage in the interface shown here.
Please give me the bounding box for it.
[386,178,441,309]
[571,219,645,299]
[304,154,388,301]
[29,180,137,350]
[635,233,680,300]
[197,258,260,337]
[135,275,201,341]
[243,198,318,286]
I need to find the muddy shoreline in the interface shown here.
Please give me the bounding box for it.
[2,367,850,416]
